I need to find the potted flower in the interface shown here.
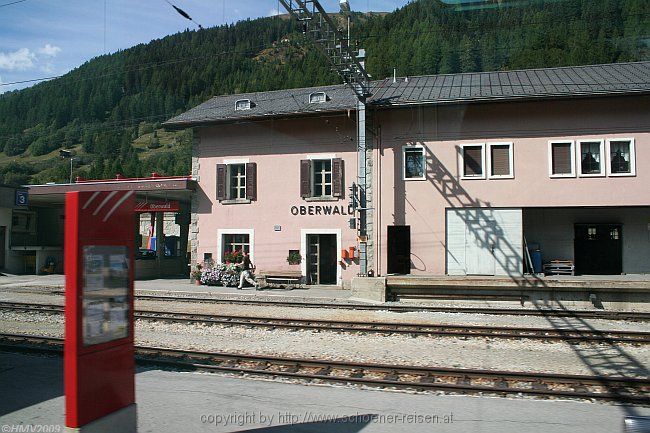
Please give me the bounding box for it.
[287,251,301,266]
[191,263,203,285]
[224,250,244,264]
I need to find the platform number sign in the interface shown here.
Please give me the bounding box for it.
[15,190,28,206]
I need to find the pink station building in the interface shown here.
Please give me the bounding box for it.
[165,61,650,287]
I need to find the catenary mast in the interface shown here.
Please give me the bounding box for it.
[278,0,373,275]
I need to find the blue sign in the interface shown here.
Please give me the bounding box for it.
[15,190,28,207]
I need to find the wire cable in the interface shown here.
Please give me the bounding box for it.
[161,0,203,29]
[0,0,28,7]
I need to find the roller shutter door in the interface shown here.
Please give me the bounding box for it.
[446,208,523,276]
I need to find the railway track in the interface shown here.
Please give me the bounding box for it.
[2,301,649,344]
[22,289,650,321]
[133,294,650,321]
[0,333,648,404]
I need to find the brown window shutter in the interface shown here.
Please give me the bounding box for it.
[300,160,311,198]
[332,158,344,197]
[552,143,571,174]
[463,146,483,176]
[490,145,510,176]
[216,164,227,200]
[245,162,257,201]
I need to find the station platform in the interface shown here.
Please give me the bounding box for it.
[385,275,650,308]
[1,351,648,433]
[2,273,650,310]
[0,274,355,303]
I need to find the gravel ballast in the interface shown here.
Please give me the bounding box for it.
[1,291,647,332]
[1,310,648,378]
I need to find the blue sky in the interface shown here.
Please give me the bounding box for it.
[0,0,410,93]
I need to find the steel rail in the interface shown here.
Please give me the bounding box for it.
[2,301,649,344]
[35,291,650,321]
[0,333,647,404]
[132,294,650,321]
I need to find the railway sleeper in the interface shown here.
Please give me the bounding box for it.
[382,370,400,381]
[532,381,549,390]
[283,364,301,373]
[315,366,332,376]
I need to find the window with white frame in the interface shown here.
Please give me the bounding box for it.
[300,157,344,199]
[577,139,605,176]
[461,144,485,179]
[217,161,257,203]
[222,233,250,261]
[312,159,333,197]
[607,138,635,176]
[548,141,575,177]
[403,146,425,180]
[228,164,246,199]
[488,142,513,178]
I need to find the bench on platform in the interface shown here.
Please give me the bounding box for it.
[543,260,575,276]
[256,270,304,289]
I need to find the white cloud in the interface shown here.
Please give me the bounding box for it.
[0,48,36,71]
[268,8,279,16]
[38,44,62,58]
[41,62,55,73]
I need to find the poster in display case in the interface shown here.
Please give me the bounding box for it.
[82,245,130,346]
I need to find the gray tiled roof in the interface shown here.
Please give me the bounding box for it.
[165,84,358,127]
[165,61,650,127]
[371,61,650,105]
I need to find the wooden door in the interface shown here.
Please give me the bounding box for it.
[387,226,411,274]
[574,224,622,275]
[307,235,320,284]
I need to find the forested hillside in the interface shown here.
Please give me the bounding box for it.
[0,0,647,185]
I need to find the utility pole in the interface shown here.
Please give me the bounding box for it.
[279,0,373,276]
[59,150,75,184]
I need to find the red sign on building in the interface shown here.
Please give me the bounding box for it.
[134,200,180,213]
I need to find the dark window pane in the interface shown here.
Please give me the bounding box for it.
[405,148,424,178]
[580,142,601,174]
[610,141,631,174]
[463,146,483,176]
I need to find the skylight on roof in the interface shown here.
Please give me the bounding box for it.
[235,99,252,111]
[309,92,328,104]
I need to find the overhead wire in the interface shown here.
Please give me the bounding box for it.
[161,0,203,29]
[1,4,645,87]
[0,0,28,7]
[0,0,647,141]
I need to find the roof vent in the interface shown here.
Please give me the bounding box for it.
[309,92,328,104]
[235,99,253,111]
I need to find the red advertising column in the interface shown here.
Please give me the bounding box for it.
[64,191,137,432]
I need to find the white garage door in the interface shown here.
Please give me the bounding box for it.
[446,208,523,276]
